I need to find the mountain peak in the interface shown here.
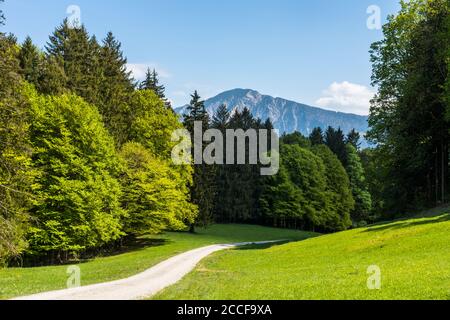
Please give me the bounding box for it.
[175,89,369,145]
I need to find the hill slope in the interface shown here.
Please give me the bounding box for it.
[155,210,450,300]
[175,89,369,139]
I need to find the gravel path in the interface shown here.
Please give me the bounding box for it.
[13,240,284,300]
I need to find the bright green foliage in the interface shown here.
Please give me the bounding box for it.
[345,145,372,223]
[27,94,124,256]
[312,145,353,231]
[0,35,35,265]
[119,142,197,235]
[128,90,181,159]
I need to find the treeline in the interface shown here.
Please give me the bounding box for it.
[0,18,197,265]
[366,0,449,218]
[182,92,373,232]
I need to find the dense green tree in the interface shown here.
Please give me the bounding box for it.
[18,36,42,86]
[346,129,361,150]
[45,20,102,105]
[324,126,347,165]
[309,127,324,146]
[97,32,134,145]
[345,145,372,223]
[282,131,311,148]
[211,104,231,222]
[183,91,215,229]
[281,145,329,230]
[0,35,35,265]
[312,145,353,231]
[129,90,184,159]
[119,142,196,235]
[27,94,124,260]
[368,0,449,212]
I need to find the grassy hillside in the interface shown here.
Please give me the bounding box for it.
[155,211,450,300]
[0,225,315,299]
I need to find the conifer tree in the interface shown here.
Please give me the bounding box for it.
[140,68,170,108]
[98,31,134,145]
[183,91,215,230]
[346,129,361,150]
[45,20,102,105]
[324,126,347,165]
[309,127,324,145]
[18,36,42,86]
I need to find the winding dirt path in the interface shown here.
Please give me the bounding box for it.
[13,240,283,300]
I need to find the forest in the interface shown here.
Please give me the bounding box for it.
[0,0,448,267]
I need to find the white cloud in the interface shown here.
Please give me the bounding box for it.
[315,81,375,115]
[126,63,171,80]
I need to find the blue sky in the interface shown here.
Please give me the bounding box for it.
[2,0,400,114]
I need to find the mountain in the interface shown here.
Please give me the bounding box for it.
[175,88,369,144]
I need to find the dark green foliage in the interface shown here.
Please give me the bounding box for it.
[346,129,361,150]
[183,91,215,229]
[309,127,324,146]
[45,20,102,105]
[18,37,41,86]
[324,126,347,165]
[260,144,329,231]
[312,145,353,230]
[368,0,449,213]
[282,131,311,148]
[97,32,134,145]
[345,145,372,223]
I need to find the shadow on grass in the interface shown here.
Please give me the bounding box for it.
[17,237,171,268]
[234,240,296,251]
[364,214,450,233]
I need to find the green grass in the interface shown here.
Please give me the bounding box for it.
[0,224,315,299]
[154,212,450,300]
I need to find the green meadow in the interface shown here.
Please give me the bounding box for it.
[154,211,450,300]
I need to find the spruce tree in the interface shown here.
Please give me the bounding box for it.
[324,126,347,165]
[140,68,170,108]
[346,129,361,150]
[18,36,42,86]
[45,20,102,104]
[183,91,215,230]
[98,31,134,145]
[309,127,324,145]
